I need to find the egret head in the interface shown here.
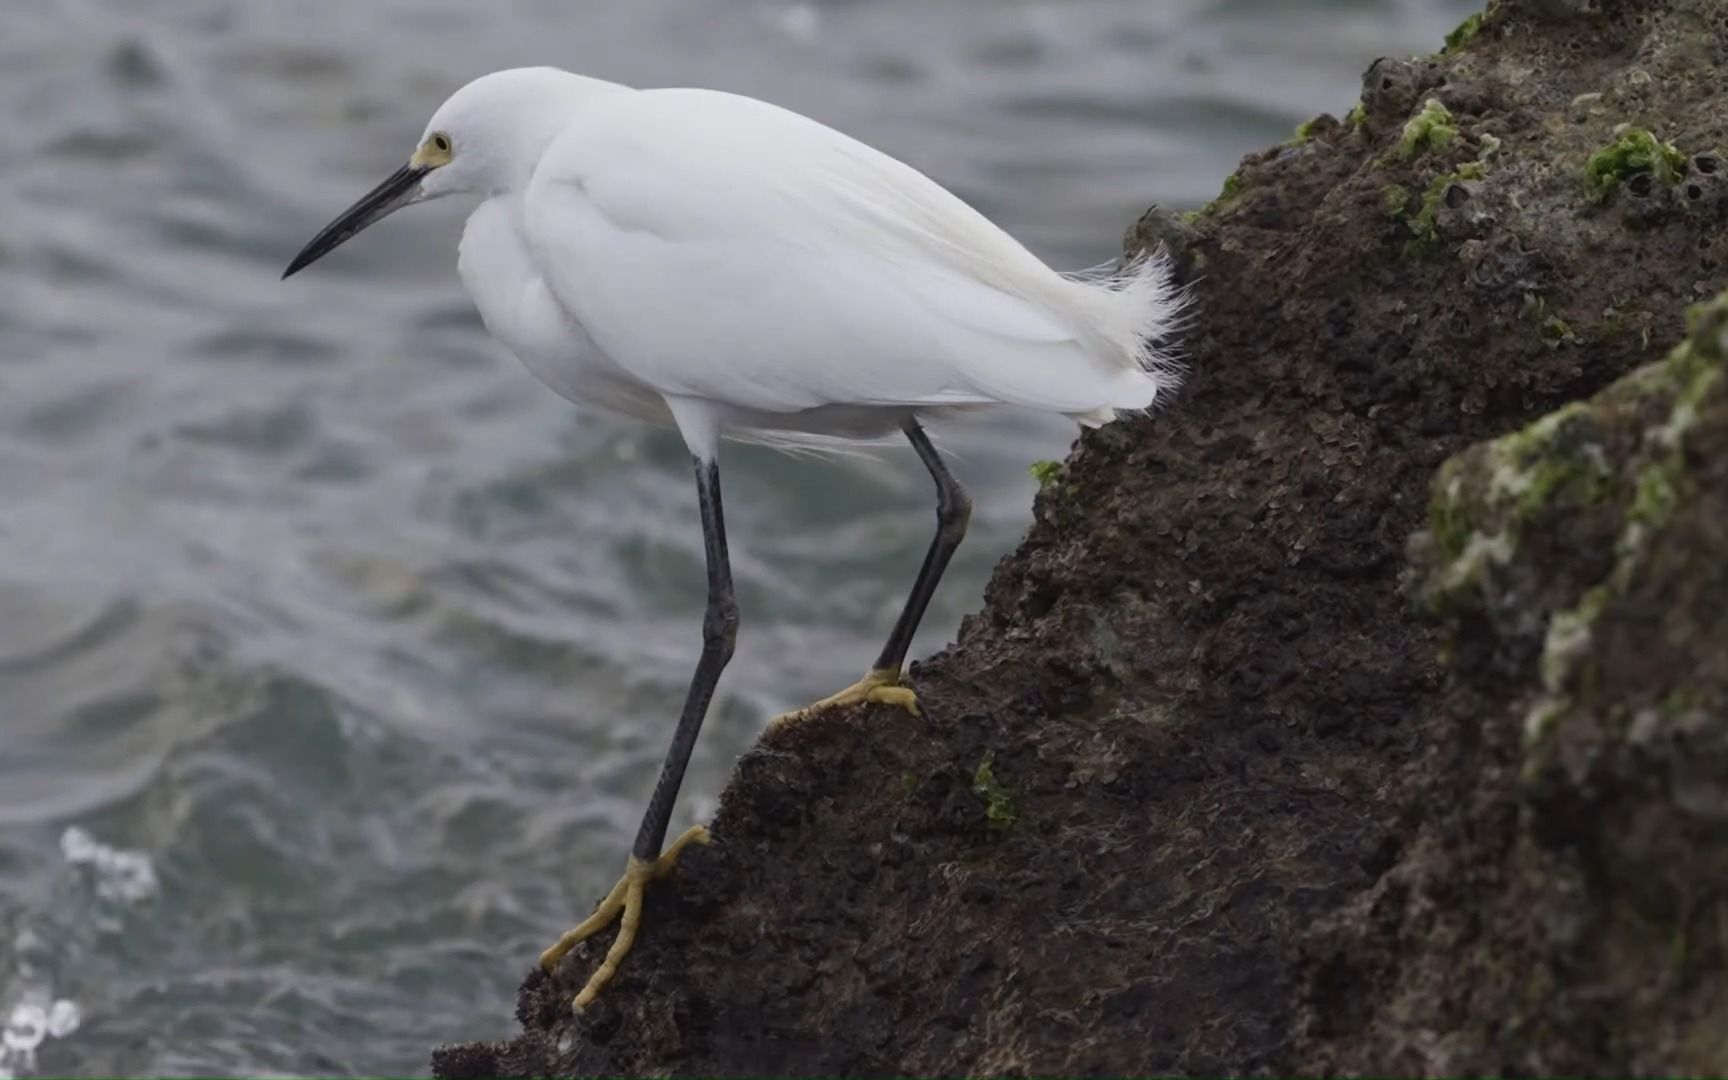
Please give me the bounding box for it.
[283,67,599,278]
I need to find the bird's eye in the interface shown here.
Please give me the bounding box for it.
[431,133,451,154]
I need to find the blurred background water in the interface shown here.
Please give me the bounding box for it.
[0,0,1475,1074]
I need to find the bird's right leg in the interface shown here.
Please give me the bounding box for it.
[539,453,736,1012]
[769,417,970,728]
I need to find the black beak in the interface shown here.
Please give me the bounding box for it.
[282,163,428,279]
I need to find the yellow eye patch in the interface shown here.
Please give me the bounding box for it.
[411,131,453,168]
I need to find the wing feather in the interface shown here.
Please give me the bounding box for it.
[523,88,1167,417]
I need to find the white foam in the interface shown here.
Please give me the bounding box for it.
[1,1003,45,1054]
[59,826,158,903]
[0,995,78,1079]
[0,829,146,1076]
[43,1002,78,1042]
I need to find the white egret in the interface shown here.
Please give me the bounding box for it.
[283,66,1183,1014]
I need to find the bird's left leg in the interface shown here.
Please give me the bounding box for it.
[539,453,737,1011]
[770,417,969,728]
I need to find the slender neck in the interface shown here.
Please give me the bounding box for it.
[487,74,626,195]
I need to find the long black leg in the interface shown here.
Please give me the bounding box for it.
[631,455,738,862]
[872,418,971,676]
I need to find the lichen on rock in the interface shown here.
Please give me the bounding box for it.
[1372,282,1728,1078]
[1413,286,1728,760]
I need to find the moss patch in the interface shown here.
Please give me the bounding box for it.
[1401,160,1485,255]
[1444,11,1484,53]
[1426,290,1728,795]
[1584,127,1688,203]
[1539,315,1577,348]
[1515,454,1606,521]
[1420,396,1620,615]
[970,754,1018,833]
[1189,171,1245,220]
[1029,460,1062,489]
[1628,460,1680,529]
[1490,403,1609,524]
[1429,469,1471,560]
[1398,98,1457,160]
[1519,293,1580,349]
[1539,584,1611,694]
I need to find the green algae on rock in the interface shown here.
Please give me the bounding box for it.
[1584,125,1689,202]
[1396,97,1457,160]
[1401,159,1486,255]
[1188,170,1243,220]
[1027,459,1062,489]
[1413,287,1728,693]
[1378,284,1728,1076]
[1443,11,1485,52]
[968,754,1018,833]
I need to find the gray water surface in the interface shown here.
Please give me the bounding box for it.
[0,2,1474,1074]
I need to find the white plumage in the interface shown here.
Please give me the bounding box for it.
[422,67,1183,455]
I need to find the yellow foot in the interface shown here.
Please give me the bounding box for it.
[768,667,921,729]
[538,824,711,1012]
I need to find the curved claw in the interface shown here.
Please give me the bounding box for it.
[539,824,711,1012]
[768,668,922,729]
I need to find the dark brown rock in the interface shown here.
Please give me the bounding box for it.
[433,1,1728,1074]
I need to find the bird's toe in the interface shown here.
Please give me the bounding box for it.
[862,682,921,716]
[768,669,919,729]
[539,825,711,1012]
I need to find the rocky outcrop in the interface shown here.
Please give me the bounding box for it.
[433,0,1728,1074]
[1311,275,1728,1079]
